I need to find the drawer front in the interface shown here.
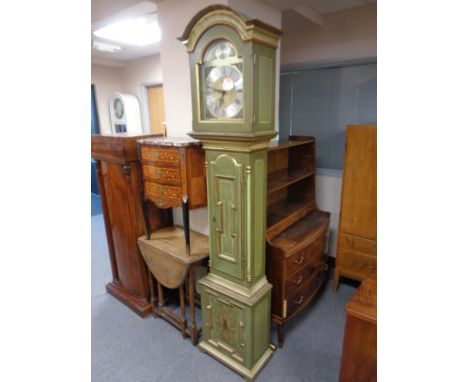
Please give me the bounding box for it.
[140,146,180,165]
[285,258,323,296]
[340,233,376,257]
[145,182,181,207]
[286,235,325,275]
[337,248,377,276]
[142,164,181,184]
[285,268,325,317]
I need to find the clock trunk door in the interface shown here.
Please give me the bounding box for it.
[208,153,244,281]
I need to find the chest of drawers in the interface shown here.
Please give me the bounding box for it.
[138,138,207,210]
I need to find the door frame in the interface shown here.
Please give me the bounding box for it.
[141,81,164,134]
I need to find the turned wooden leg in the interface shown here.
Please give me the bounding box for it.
[156,281,165,312]
[179,284,187,338]
[277,324,284,348]
[333,268,340,292]
[147,269,156,315]
[188,266,197,345]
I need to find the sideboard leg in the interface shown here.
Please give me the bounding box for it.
[333,269,340,292]
[277,324,284,348]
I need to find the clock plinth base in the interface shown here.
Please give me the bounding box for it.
[198,275,273,381]
[199,340,275,382]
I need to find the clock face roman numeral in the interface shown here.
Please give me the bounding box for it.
[204,64,243,119]
[201,39,244,121]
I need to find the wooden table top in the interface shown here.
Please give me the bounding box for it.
[138,226,209,264]
[346,270,377,324]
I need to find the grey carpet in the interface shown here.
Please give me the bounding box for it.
[92,194,102,216]
[92,213,357,382]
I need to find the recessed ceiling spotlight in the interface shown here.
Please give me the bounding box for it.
[93,15,161,46]
[92,41,122,53]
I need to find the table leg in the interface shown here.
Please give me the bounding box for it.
[179,284,187,338]
[157,281,164,313]
[189,266,197,345]
[147,268,156,315]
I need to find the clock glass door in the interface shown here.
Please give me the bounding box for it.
[199,40,243,121]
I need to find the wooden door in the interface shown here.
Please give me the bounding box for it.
[147,85,166,135]
[340,125,377,239]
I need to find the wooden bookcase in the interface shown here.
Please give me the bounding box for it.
[266,136,330,347]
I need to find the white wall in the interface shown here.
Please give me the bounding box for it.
[316,172,342,258]
[91,63,122,134]
[281,4,376,68]
[120,54,164,133]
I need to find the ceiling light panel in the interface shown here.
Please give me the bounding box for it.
[93,15,161,46]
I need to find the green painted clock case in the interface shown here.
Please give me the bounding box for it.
[180,5,282,380]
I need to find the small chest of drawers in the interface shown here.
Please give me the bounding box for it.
[138,138,207,211]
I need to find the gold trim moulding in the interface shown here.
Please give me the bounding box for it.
[188,131,277,152]
[200,274,271,306]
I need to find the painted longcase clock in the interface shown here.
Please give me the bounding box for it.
[179,5,282,381]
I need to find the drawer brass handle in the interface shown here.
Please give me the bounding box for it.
[294,275,303,285]
[155,169,161,177]
[155,152,160,159]
[294,256,304,265]
[294,295,304,305]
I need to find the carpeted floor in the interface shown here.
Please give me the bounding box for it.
[91,194,102,216]
[92,213,357,382]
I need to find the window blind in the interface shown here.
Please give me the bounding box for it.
[279,63,377,169]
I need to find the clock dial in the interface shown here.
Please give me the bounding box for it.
[113,98,124,119]
[205,65,243,119]
[200,40,243,121]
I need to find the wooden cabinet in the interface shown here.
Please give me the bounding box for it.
[334,125,377,291]
[91,133,172,317]
[266,136,330,347]
[339,270,377,382]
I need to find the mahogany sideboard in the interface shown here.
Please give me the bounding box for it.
[91,132,172,317]
[339,270,377,382]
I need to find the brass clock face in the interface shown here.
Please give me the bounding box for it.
[200,40,243,121]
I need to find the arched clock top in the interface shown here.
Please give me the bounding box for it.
[178,4,282,53]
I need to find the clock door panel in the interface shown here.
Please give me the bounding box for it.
[208,154,243,280]
[204,288,246,365]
